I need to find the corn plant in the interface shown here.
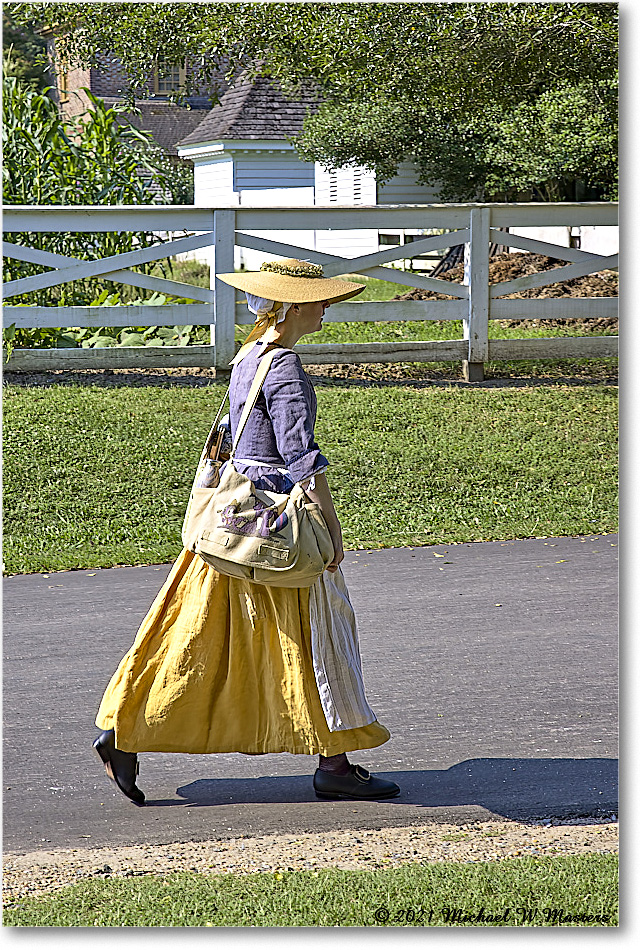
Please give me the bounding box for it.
[3,64,187,310]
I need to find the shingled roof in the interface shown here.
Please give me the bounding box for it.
[178,75,320,147]
[107,99,213,155]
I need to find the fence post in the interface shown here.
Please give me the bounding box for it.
[463,207,490,382]
[211,209,236,371]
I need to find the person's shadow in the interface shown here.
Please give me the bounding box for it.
[145,757,618,821]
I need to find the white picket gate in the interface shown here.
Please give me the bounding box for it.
[2,202,618,379]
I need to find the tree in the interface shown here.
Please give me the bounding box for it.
[2,5,50,89]
[15,2,617,106]
[295,76,618,201]
[11,1,618,199]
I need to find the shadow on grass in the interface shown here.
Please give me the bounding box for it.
[141,757,619,822]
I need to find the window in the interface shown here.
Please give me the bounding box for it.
[153,64,186,95]
[329,171,338,202]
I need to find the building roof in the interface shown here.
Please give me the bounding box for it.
[177,75,320,148]
[106,99,213,154]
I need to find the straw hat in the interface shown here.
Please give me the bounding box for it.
[217,259,365,304]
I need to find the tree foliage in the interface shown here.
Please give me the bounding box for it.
[296,76,618,201]
[10,1,618,200]
[2,5,50,89]
[13,2,617,106]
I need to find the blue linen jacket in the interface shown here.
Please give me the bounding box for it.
[228,342,329,492]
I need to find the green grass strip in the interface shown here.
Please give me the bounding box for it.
[301,317,617,345]
[3,382,617,574]
[3,854,618,927]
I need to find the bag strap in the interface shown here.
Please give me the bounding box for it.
[198,347,279,462]
[230,348,279,459]
[201,384,231,461]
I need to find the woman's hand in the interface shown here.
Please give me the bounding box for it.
[300,472,343,573]
[326,528,344,573]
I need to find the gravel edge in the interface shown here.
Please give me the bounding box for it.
[3,819,618,905]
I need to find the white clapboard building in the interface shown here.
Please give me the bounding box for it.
[176,75,441,270]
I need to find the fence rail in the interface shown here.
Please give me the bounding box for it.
[2,202,618,380]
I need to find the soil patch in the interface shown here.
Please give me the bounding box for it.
[2,366,220,389]
[395,252,618,333]
[2,359,619,391]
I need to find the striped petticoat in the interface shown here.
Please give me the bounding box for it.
[308,567,377,732]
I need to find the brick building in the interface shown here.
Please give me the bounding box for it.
[44,31,222,157]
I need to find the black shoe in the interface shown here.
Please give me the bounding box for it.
[93,729,145,805]
[313,764,400,801]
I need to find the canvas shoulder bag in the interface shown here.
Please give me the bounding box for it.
[182,349,335,587]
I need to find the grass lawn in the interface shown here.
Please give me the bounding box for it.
[3,381,617,574]
[3,854,618,927]
[300,316,617,346]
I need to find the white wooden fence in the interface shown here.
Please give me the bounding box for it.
[2,203,618,380]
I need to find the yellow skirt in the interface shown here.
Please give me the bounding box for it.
[96,549,390,756]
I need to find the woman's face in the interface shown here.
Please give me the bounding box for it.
[291,300,330,334]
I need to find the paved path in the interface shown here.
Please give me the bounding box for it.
[3,535,618,853]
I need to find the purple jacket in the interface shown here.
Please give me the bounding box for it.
[227,342,329,492]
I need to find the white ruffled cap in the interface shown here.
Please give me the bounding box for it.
[245,294,274,316]
[244,294,295,355]
[245,294,294,323]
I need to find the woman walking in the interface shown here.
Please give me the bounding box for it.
[93,259,399,805]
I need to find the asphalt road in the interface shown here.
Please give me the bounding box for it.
[3,534,618,854]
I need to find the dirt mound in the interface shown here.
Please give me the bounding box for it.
[395,252,618,331]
